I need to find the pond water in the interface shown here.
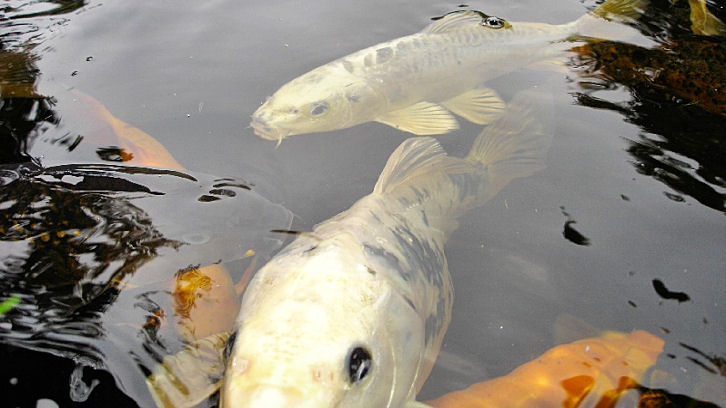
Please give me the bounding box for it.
[1,0,724,407]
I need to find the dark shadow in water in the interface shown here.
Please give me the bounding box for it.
[634,385,721,408]
[560,206,591,246]
[570,1,726,214]
[0,45,59,163]
[680,342,726,379]
[651,278,691,303]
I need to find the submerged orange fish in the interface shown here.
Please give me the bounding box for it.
[70,90,250,342]
[427,330,664,408]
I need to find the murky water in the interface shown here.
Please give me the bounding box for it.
[1,0,724,407]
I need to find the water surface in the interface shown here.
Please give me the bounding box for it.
[1,0,724,406]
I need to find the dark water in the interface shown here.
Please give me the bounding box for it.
[1,0,724,407]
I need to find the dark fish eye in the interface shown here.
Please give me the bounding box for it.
[484,16,503,28]
[310,101,329,116]
[346,346,372,384]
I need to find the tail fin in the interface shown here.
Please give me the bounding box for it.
[372,88,553,230]
[590,0,649,22]
[573,0,649,42]
[689,0,726,36]
[466,88,554,199]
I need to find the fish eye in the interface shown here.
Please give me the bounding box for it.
[309,101,330,116]
[346,346,372,384]
[483,16,504,28]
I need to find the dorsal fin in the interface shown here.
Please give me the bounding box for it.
[373,137,449,194]
[423,10,488,34]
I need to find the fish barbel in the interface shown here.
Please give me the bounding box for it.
[222,88,553,407]
[251,0,647,142]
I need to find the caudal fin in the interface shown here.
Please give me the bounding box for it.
[466,88,554,199]
[689,0,726,36]
[574,0,649,42]
[590,0,649,22]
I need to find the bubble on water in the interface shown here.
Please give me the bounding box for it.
[182,232,211,245]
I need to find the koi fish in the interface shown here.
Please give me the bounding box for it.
[426,330,664,408]
[67,90,268,342]
[222,88,552,407]
[251,0,647,142]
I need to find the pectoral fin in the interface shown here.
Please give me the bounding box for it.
[146,332,230,408]
[465,87,554,201]
[441,87,506,125]
[376,102,459,135]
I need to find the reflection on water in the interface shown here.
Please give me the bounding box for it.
[571,1,726,214]
[1,0,87,48]
[0,161,292,405]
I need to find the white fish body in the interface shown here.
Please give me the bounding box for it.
[223,89,553,407]
[251,0,646,141]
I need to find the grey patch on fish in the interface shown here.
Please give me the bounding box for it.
[306,73,324,84]
[425,296,449,345]
[346,93,361,103]
[363,244,403,276]
[363,54,373,67]
[390,219,445,289]
[396,42,408,52]
[376,47,393,64]
[341,59,355,73]
[403,295,417,313]
[424,313,442,346]
[368,209,383,224]
[421,209,429,227]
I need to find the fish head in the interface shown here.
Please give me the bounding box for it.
[221,234,426,407]
[251,65,385,141]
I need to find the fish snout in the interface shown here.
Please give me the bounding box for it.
[250,113,287,141]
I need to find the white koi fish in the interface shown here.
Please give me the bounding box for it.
[250,0,646,142]
[222,89,553,407]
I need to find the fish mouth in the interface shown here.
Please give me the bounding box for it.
[250,116,289,142]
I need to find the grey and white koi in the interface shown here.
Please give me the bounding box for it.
[223,89,553,407]
[251,0,646,142]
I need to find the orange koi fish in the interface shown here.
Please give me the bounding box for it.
[427,330,664,408]
[73,90,247,342]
